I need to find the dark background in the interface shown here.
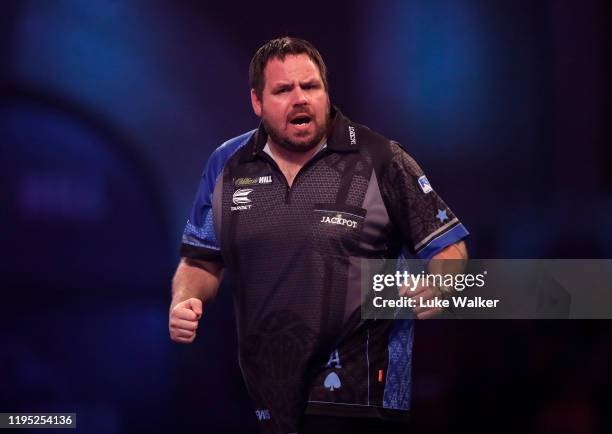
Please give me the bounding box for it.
[1,1,611,433]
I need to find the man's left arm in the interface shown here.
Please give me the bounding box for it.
[407,240,468,319]
[380,141,470,318]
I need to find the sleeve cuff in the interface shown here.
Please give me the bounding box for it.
[416,223,469,260]
[180,243,223,263]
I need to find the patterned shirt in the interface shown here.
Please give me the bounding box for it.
[181,107,469,434]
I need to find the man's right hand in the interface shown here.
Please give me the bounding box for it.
[169,298,203,344]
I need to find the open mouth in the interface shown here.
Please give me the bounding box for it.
[289,115,312,126]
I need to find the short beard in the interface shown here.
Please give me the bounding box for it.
[263,114,329,154]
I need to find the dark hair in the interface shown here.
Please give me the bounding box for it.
[249,37,329,100]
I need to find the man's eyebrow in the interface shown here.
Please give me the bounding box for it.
[271,82,293,90]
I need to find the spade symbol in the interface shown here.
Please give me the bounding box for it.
[324,372,341,391]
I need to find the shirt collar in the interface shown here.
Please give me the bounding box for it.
[262,140,327,159]
[239,105,358,163]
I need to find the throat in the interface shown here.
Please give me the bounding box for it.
[278,163,300,188]
[264,139,326,187]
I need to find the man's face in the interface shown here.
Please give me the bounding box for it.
[251,54,330,153]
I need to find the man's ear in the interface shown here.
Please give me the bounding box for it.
[251,89,262,117]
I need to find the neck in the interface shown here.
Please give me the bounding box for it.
[267,137,326,168]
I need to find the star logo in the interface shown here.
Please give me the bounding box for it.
[436,209,448,223]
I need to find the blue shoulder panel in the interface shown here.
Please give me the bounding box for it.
[182,130,256,251]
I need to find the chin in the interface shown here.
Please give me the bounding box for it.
[288,134,312,145]
[281,138,319,153]
[292,133,313,142]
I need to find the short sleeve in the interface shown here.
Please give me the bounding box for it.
[180,157,224,263]
[380,141,469,259]
[179,129,257,263]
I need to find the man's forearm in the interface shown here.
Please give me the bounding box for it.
[429,240,468,271]
[171,258,224,309]
[428,241,468,295]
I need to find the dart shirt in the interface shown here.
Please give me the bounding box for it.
[181,107,469,434]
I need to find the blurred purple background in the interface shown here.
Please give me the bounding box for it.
[1,1,611,433]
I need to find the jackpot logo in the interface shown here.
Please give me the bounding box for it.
[320,213,358,229]
[348,125,356,145]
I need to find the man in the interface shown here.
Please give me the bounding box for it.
[170,37,468,434]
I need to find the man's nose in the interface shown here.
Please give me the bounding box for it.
[291,87,308,105]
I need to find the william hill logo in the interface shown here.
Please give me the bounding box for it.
[234,175,273,187]
[255,409,270,421]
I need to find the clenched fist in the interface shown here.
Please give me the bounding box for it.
[169,298,203,343]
